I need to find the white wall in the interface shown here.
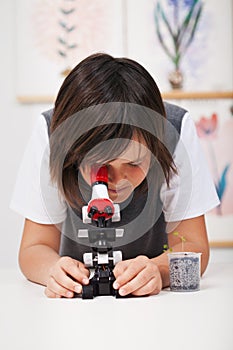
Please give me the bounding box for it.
[0,0,51,267]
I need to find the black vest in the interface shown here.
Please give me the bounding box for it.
[42,102,186,261]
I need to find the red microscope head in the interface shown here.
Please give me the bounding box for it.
[87,165,114,225]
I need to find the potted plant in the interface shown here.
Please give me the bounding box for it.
[165,232,202,292]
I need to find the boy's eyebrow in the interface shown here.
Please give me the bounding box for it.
[105,154,147,164]
[128,156,146,163]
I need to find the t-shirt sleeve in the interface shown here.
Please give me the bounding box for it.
[10,115,67,224]
[161,112,220,222]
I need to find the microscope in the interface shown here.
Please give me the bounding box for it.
[78,165,124,299]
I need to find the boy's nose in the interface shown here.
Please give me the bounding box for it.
[107,165,127,184]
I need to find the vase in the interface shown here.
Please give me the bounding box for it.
[168,69,183,90]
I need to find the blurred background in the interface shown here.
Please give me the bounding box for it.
[1,0,232,269]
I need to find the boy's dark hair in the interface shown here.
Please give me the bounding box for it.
[49,53,176,210]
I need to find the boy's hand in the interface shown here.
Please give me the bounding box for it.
[113,255,162,296]
[45,256,90,298]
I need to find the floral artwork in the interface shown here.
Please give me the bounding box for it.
[16,0,124,96]
[196,110,233,216]
[124,0,233,92]
[154,0,203,89]
[32,0,117,76]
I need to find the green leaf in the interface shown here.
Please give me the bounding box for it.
[58,37,66,45]
[173,231,179,236]
[178,0,200,44]
[59,20,67,29]
[183,3,203,52]
[68,43,77,49]
[67,25,75,32]
[58,50,66,57]
[154,3,174,61]
[60,8,75,15]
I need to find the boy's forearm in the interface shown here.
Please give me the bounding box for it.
[19,245,60,286]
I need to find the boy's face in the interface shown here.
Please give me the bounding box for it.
[80,135,151,203]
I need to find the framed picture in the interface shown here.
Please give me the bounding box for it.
[125,0,233,93]
[16,0,125,100]
[169,97,233,246]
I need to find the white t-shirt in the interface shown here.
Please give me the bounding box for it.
[10,111,219,224]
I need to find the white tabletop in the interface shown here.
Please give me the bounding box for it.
[0,261,232,350]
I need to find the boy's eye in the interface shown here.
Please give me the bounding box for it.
[128,161,142,167]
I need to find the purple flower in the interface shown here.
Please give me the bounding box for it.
[183,0,197,7]
[168,0,178,6]
[155,0,203,70]
[168,0,200,8]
